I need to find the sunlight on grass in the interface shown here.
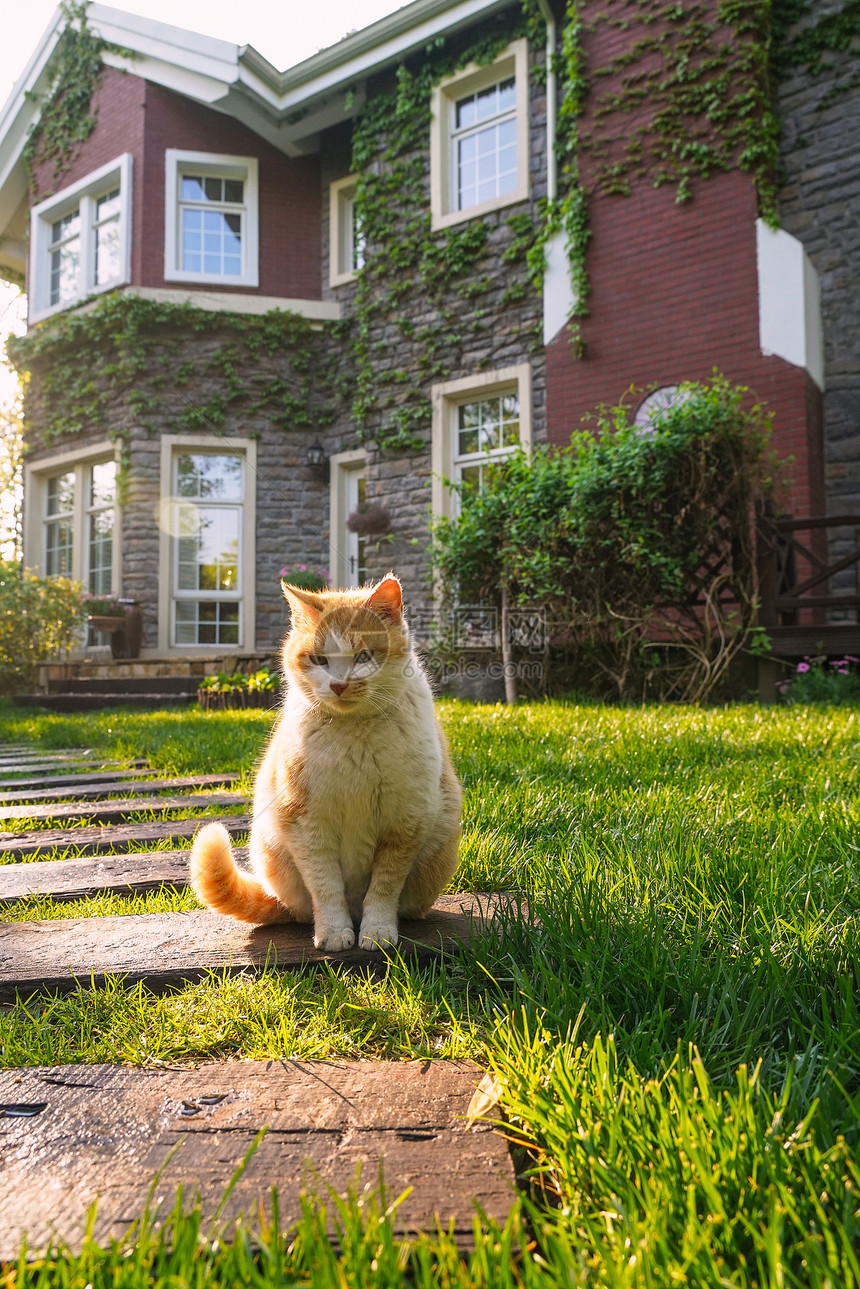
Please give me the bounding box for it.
[1,697,860,1284]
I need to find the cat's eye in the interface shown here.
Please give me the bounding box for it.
[354,649,373,665]
[308,654,327,667]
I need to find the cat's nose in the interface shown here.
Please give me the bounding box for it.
[330,681,348,696]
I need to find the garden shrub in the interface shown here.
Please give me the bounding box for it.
[0,561,83,692]
[431,374,778,702]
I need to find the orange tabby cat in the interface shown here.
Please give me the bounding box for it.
[190,575,462,950]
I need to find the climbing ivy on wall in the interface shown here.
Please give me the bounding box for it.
[546,0,859,351]
[770,0,860,107]
[7,293,342,449]
[348,7,544,450]
[22,1,129,187]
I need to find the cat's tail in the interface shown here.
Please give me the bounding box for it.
[189,822,285,924]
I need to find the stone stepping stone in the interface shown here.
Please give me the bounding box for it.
[1,773,241,807]
[0,815,251,861]
[0,767,154,794]
[0,1058,513,1258]
[0,846,226,904]
[0,895,496,1000]
[0,791,248,826]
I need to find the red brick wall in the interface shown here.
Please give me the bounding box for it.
[545,0,823,519]
[140,83,321,299]
[29,66,146,207]
[29,67,322,302]
[545,172,823,519]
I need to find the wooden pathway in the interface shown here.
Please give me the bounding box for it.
[0,743,513,1254]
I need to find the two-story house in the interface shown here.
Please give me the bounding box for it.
[0,0,853,664]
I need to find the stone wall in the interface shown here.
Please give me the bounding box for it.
[19,20,549,654]
[777,6,860,522]
[320,35,548,632]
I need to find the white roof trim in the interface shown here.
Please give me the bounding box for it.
[0,0,516,222]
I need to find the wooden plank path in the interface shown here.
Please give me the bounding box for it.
[0,895,496,1000]
[0,846,209,904]
[0,791,248,825]
[1,814,252,860]
[0,743,514,1255]
[0,1059,514,1258]
[0,772,242,806]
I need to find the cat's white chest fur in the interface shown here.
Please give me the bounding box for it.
[281,674,443,888]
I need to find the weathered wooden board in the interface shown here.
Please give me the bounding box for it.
[0,895,497,1000]
[0,767,153,793]
[0,815,251,861]
[0,791,248,826]
[0,846,219,903]
[0,759,147,781]
[0,773,241,806]
[0,1058,514,1258]
[0,749,88,765]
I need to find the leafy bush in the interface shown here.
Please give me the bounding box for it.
[431,374,778,702]
[778,655,860,705]
[198,667,280,709]
[0,561,84,693]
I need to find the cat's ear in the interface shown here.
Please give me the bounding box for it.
[365,575,402,623]
[282,582,325,626]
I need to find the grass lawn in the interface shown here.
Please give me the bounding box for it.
[1,697,859,1286]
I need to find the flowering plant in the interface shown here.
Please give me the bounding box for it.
[777,654,860,705]
[81,593,127,617]
[279,565,329,592]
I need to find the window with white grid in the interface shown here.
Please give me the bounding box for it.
[165,151,259,287]
[431,364,533,521]
[172,451,244,646]
[430,39,529,231]
[330,175,366,286]
[29,155,132,322]
[45,471,75,578]
[453,77,517,212]
[453,392,521,493]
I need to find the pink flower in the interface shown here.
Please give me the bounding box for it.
[796,662,810,673]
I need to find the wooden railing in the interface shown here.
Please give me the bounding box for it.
[755,503,860,656]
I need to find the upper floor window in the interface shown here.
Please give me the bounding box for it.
[430,39,529,232]
[29,155,132,323]
[329,174,365,286]
[164,151,259,288]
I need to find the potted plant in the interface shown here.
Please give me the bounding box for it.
[81,594,143,659]
[346,504,391,537]
[279,565,329,592]
[82,594,126,633]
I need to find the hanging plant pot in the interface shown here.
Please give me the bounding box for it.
[347,504,391,536]
[87,614,125,633]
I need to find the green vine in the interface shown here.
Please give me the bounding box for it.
[349,9,542,450]
[22,1,130,188]
[543,0,860,356]
[8,293,340,448]
[770,0,860,108]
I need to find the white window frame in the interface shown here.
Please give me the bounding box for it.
[329,174,365,287]
[23,441,120,593]
[329,448,368,587]
[431,364,532,520]
[164,150,259,288]
[157,434,257,654]
[28,154,133,323]
[430,39,529,232]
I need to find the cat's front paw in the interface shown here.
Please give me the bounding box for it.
[314,924,356,952]
[358,922,399,952]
